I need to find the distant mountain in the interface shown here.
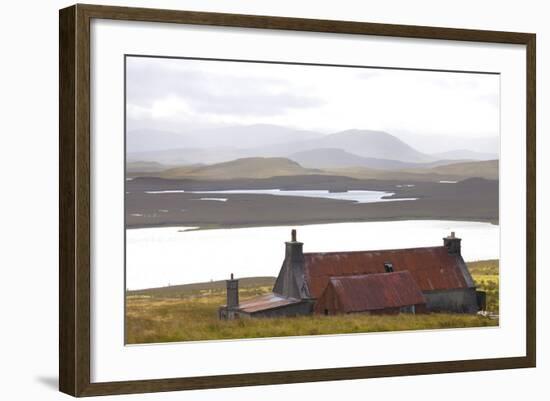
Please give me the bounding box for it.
[127,124,322,153]
[313,130,433,162]
[127,147,247,165]
[256,129,434,163]
[288,148,373,168]
[431,149,498,161]
[159,157,321,180]
[128,124,497,170]
[288,148,465,170]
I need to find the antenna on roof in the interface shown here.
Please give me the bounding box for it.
[291,229,297,242]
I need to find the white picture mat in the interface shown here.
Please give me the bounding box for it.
[90,19,526,382]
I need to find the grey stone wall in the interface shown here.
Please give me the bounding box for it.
[423,287,479,313]
[249,300,314,318]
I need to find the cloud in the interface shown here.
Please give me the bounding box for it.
[126,56,500,141]
[126,57,323,119]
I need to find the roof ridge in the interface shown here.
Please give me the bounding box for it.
[329,271,411,281]
[304,245,446,255]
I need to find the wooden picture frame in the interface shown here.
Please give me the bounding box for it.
[59,3,536,397]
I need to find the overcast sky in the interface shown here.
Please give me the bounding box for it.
[126,56,499,149]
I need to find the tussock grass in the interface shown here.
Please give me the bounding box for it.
[126,260,499,344]
[468,259,499,276]
[126,298,497,344]
[469,259,499,313]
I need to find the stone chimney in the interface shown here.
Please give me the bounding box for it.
[226,273,239,309]
[273,229,309,299]
[285,229,303,263]
[443,231,461,254]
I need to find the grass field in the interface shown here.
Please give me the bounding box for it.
[468,259,499,314]
[125,260,499,344]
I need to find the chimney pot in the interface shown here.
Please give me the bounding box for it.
[291,229,297,242]
[443,232,461,254]
[230,273,234,280]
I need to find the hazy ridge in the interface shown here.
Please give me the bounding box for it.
[127,125,498,169]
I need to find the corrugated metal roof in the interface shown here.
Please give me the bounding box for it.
[237,293,301,313]
[304,246,469,298]
[321,272,426,313]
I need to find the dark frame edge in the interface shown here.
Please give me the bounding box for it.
[60,4,93,397]
[59,4,77,397]
[75,3,534,43]
[78,356,533,397]
[525,33,536,368]
[59,3,537,397]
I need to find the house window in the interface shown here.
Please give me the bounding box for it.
[384,262,394,273]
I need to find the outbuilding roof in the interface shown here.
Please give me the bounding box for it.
[236,293,301,314]
[318,271,426,313]
[304,246,472,299]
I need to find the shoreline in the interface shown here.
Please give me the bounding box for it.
[125,216,500,231]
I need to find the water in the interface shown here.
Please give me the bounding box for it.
[145,189,417,203]
[126,220,499,290]
[197,197,228,202]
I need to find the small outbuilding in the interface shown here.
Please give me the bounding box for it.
[314,271,427,315]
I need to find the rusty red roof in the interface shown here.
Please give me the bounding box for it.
[319,271,426,313]
[304,246,470,298]
[237,293,301,314]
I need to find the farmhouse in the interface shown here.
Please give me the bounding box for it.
[218,230,485,320]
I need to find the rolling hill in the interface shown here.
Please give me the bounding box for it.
[405,159,498,180]
[288,148,468,170]
[126,161,169,173]
[327,160,498,182]
[158,157,321,180]
[144,157,498,182]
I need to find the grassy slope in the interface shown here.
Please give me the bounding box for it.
[131,158,498,182]
[328,160,498,182]
[126,260,499,344]
[158,157,321,180]
[404,159,498,180]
